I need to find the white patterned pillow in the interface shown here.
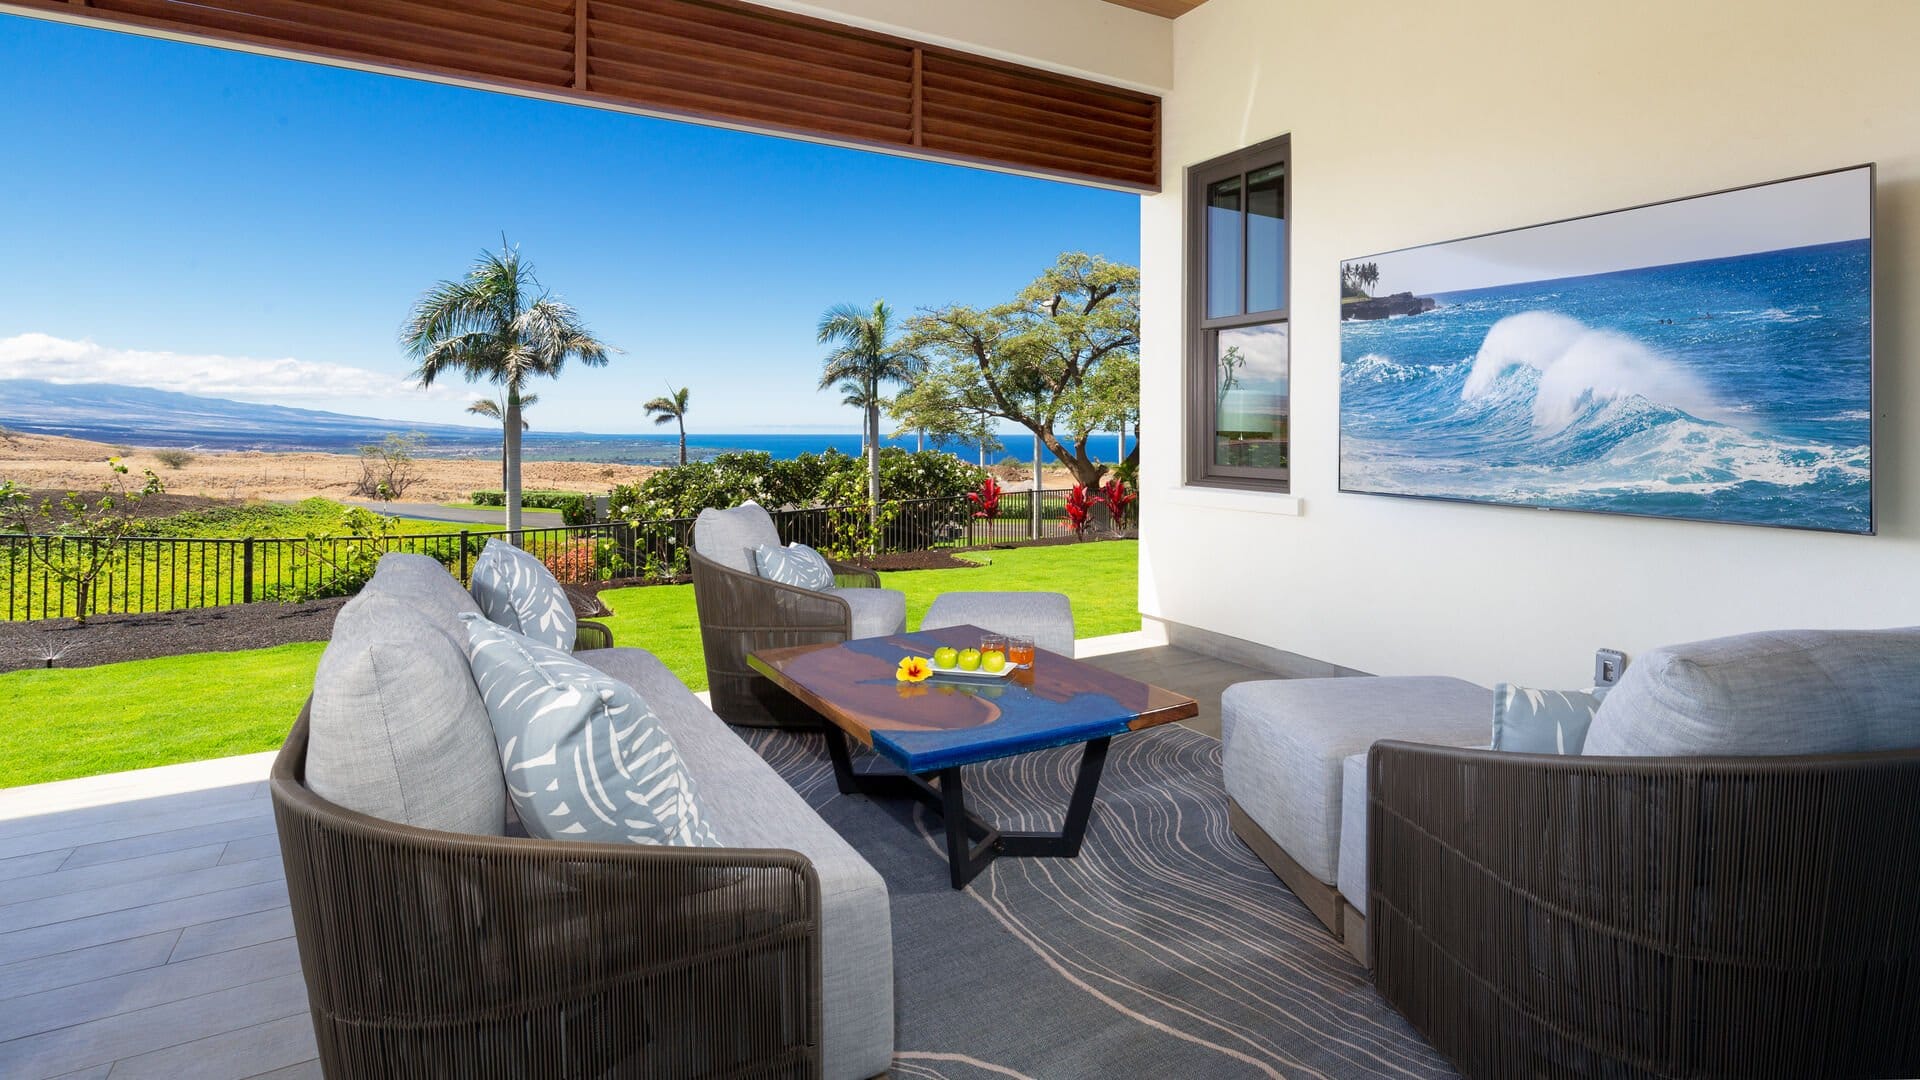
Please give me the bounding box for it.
[461,615,721,847]
[754,541,835,591]
[469,538,577,651]
[1492,684,1609,755]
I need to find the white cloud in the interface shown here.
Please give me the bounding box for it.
[0,332,460,403]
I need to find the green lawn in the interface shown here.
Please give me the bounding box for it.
[0,642,326,789]
[0,540,1139,788]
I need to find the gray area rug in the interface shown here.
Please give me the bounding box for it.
[744,725,1456,1079]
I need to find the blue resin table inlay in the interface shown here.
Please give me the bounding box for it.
[750,625,1197,773]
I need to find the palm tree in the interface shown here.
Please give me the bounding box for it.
[835,378,883,453]
[643,385,691,466]
[467,393,537,494]
[403,241,611,533]
[817,300,917,542]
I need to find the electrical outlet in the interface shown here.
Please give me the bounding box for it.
[1594,648,1627,687]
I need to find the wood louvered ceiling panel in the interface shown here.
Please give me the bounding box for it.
[86,0,579,87]
[919,51,1158,189]
[586,0,913,145]
[10,0,1160,190]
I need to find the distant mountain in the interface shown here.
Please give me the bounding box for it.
[0,380,503,452]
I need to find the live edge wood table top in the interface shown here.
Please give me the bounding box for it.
[748,625,1199,888]
[746,625,1199,773]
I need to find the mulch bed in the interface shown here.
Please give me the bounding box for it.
[0,598,346,673]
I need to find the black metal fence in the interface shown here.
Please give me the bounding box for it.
[1,488,1124,622]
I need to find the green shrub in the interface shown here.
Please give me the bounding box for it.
[469,488,596,523]
[608,449,984,522]
[154,449,194,469]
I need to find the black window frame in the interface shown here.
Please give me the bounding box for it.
[1186,133,1291,490]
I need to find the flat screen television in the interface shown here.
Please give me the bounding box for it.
[1338,164,1874,535]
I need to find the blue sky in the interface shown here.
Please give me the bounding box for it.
[0,12,1139,434]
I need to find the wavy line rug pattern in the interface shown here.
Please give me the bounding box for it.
[745,725,1456,1079]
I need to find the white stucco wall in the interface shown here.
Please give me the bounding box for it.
[1139,0,1920,686]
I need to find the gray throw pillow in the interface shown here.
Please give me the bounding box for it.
[469,538,577,652]
[754,541,835,590]
[461,615,721,847]
[1491,684,1607,754]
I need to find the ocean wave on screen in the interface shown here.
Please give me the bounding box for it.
[1461,311,1727,432]
[1342,353,1451,385]
[1345,409,1868,501]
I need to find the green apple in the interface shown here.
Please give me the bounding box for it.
[933,646,959,669]
[957,648,982,671]
[981,650,1007,673]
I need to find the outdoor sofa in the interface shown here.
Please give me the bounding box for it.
[270,553,894,1079]
[1222,626,1920,1078]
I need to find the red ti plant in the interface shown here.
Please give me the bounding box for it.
[967,475,1004,519]
[1064,484,1094,539]
[1100,478,1138,531]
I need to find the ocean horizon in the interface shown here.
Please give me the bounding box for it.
[491,431,1138,468]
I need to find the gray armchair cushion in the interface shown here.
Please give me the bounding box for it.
[305,588,505,836]
[693,501,781,574]
[1221,675,1492,884]
[1584,626,1920,758]
[825,587,907,639]
[1338,751,1370,917]
[920,590,1076,657]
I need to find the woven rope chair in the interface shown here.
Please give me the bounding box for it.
[690,549,881,729]
[271,709,824,1078]
[1367,741,1920,1079]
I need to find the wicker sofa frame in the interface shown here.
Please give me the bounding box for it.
[691,549,882,729]
[1367,740,1920,1079]
[271,708,825,1078]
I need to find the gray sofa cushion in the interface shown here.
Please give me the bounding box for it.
[825,587,907,640]
[755,541,835,590]
[920,590,1076,657]
[305,581,505,835]
[360,551,484,641]
[464,616,719,847]
[1584,626,1920,758]
[469,538,577,652]
[1222,675,1492,884]
[693,501,781,574]
[576,647,893,1080]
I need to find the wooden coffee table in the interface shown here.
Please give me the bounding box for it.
[747,625,1198,889]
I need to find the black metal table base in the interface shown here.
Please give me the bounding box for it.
[822,727,1112,889]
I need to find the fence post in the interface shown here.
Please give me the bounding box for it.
[1031,437,1042,540]
[242,538,255,604]
[459,530,471,582]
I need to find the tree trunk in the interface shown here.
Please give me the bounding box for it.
[865,385,880,551]
[504,388,524,538]
[916,428,924,452]
[677,417,687,466]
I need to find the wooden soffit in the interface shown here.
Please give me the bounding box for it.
[7,0,1161,191]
